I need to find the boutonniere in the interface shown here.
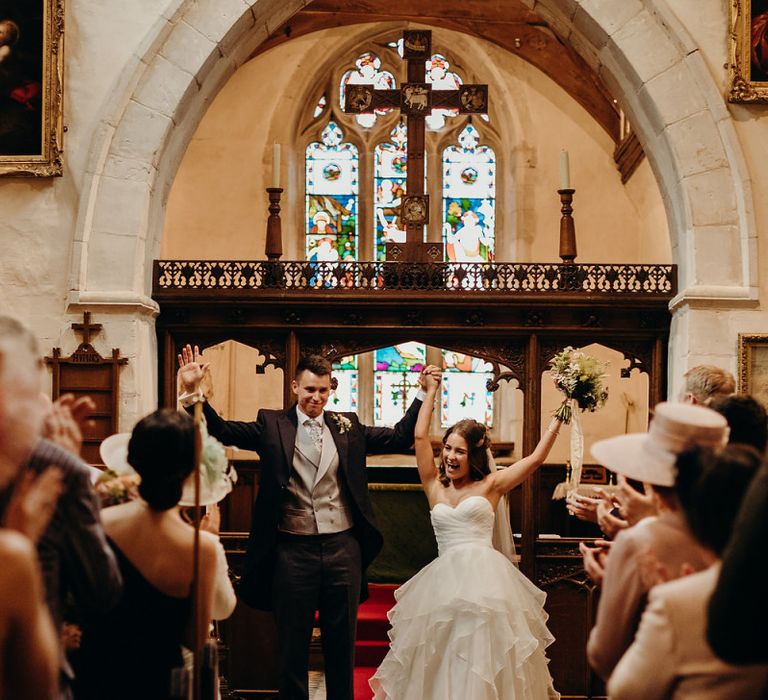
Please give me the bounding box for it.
[330,413,352,434]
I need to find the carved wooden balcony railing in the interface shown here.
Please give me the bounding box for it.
[153,260,676,297]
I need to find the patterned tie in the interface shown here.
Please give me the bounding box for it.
[305,418,323,453]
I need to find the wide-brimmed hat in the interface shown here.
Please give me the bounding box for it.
[590,402,729,486]
[98,431,236,507]
[99,433,135,475]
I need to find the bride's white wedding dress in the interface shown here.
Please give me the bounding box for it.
[369,495,560,699]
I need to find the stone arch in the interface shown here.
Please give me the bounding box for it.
[68,0,756,418]
[530,0,756,303]
[70,0,755,306]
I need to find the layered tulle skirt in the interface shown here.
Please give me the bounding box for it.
[369,542,560,700]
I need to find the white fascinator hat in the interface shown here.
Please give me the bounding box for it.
[178,422,237,507]
[99,433,135,475]
[98,424,237,506]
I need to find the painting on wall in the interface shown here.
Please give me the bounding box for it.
[0,0,63,176]
[738,334,768,408]
[729,0,768,102]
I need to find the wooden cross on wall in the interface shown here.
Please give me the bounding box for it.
[343,30,489,262]
[72,311,103,349]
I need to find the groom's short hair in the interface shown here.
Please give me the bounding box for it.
[295,355,332,379]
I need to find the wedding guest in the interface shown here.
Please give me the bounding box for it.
[608,444,768,699]
[709,393,768,453]
[707,457,768,664]
[98,423,237,623]
[370,370,562,698]
[680,365,734,405]
[0,394,123,700]
[74,409,231,700]
[584,402,726,680]
[0,315,60,699]
[177,346,428,700]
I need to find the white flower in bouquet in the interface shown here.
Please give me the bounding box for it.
[549,346,609,423]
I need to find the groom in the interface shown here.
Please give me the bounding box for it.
[178,346,432,700]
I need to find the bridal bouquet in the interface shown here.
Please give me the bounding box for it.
[549,347,609,423]
[549,347,608,499]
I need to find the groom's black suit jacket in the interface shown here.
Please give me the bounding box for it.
[200,398,421,610]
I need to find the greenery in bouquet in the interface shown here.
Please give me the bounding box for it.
[549,346,609,424]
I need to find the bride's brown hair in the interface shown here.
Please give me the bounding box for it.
[438,419,491,487]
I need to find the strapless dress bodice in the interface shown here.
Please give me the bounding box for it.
[430,495,495,556]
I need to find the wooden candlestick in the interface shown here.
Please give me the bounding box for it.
[265,187,284,261]
[558,188,577,264]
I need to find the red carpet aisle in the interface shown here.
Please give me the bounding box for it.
[354,584,397,699]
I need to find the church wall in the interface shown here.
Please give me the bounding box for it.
[657,0,768,389]
[0,0,766,427]
[0,1,178,420]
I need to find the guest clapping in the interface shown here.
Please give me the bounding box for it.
[584,403,725,680]
[608,445,768,699]
[0,315,60,699]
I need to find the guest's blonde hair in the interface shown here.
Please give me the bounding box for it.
[682,365,735,404]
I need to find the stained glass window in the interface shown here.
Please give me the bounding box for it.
[313,94,327,119]
[374,122,408,261]
[440,351,494,427]
[339,52,396,129]
[305,121,358,263]
[425,53,463,131]
[374,342,426,426]
[330,355,358,412]
[442,124,496,262]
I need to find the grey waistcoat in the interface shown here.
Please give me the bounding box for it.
[279,418,354,535]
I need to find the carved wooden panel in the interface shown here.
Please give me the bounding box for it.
[45,312,128,465]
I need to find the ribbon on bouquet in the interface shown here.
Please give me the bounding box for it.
[569,400,584,492]
[552,399,584,499]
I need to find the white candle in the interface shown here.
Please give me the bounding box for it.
[559,149,570,189]
[272,143,281,189]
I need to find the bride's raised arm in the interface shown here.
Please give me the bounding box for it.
[415,367,440,489]
[490,413,563,496]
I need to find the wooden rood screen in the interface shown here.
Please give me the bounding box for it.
[153,258,675,699]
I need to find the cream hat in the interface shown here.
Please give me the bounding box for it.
[590,402,729,486]
[98,430,236,506]
[98,433,135,475]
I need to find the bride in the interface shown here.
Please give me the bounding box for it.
[369,369,562,699]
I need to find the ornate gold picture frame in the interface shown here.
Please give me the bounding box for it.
[0,0,64,176]
[729,0,768,102]
[738,333,768,407]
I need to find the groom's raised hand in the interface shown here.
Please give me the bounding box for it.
[177,343,209,395]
